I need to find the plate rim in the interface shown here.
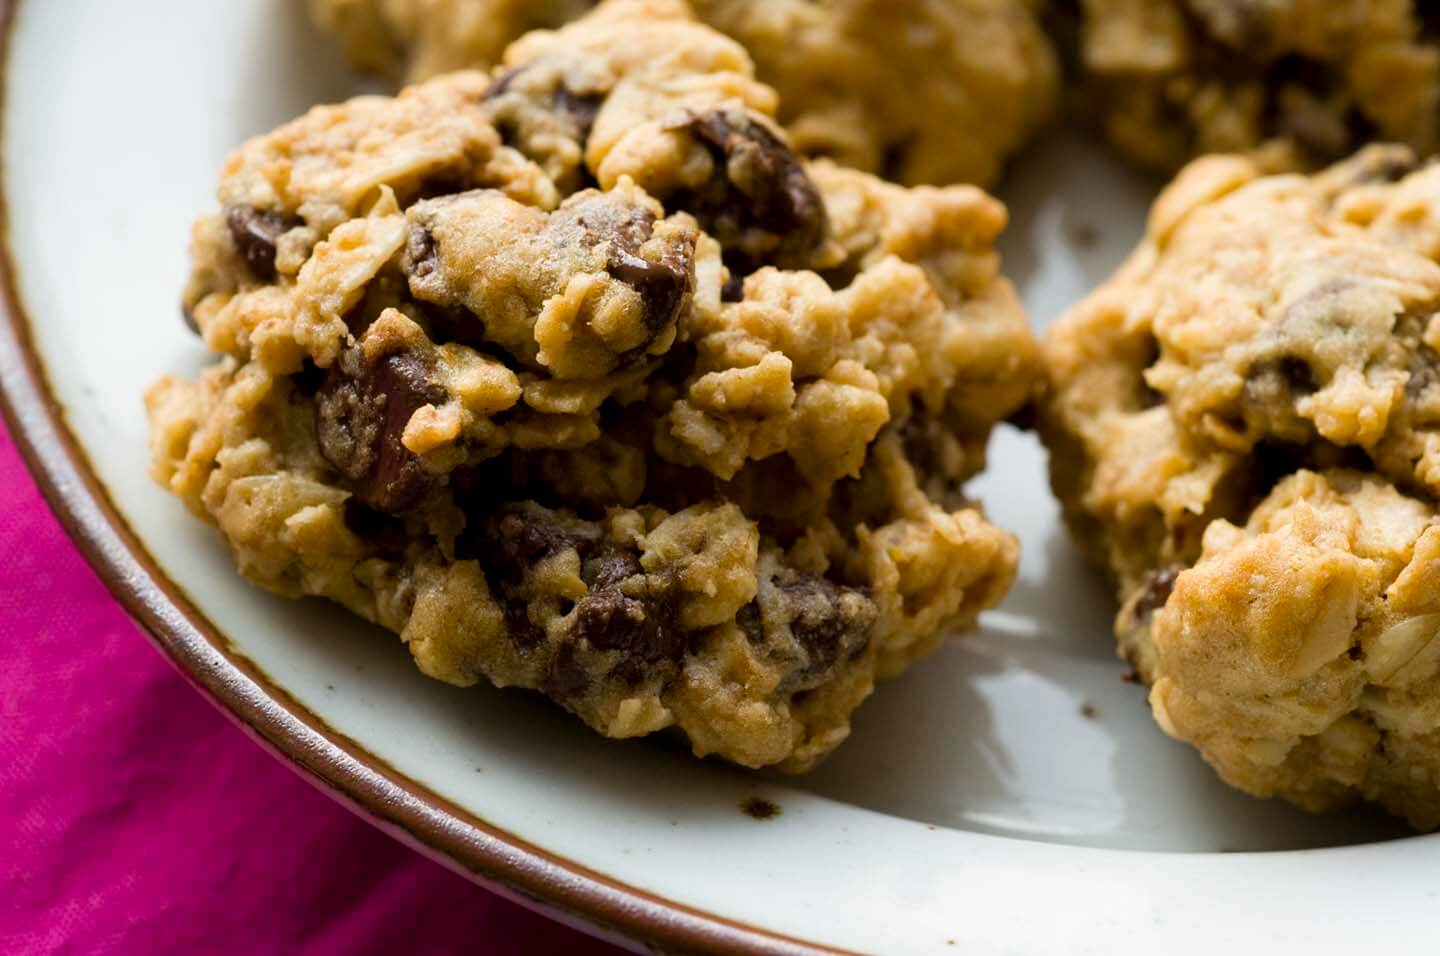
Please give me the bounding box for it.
[0,3,844,953]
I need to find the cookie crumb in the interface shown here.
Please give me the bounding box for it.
[740,797,781,821]
[1080,702,1099,719]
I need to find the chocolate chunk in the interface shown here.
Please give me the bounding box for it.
[1247,355,1317,401]
[315,348,445,513]
[501,598,547,652]
[226,206,300,282]
[665,109,828,271]
[1132,566,1181,620]
[781,575,874,685]
[420,302,493,350]
[400,217,490,346]
[571,548,682,674]
[587,547,643,591]
[562,192,695,353]
[466,504,602,651]
[406,223,440,280]
[486,506,601,571]
[484,65,604,145]
[604,221,692,340]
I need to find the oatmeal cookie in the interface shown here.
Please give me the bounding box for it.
[306,0,596,80]
[684,0,1059,187]
[308,0,1059,187]
[1041,146,1440,826]
[1073,0,1440,172]
[149,1,1036,771]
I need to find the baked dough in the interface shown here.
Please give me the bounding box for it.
[1041,146,1440,827]
[150,0,1037,771]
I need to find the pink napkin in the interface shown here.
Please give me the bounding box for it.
[0,422,622,955]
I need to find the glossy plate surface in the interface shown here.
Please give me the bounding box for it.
[2,2,1437,953]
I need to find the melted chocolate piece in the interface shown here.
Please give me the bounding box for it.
[226,206,301,281]
[570,548,682,686]
[665,109,828,272]
[315,348,445,513]
[1132,565,1182,620]
[782,575,873,685]
[562,192,695,357]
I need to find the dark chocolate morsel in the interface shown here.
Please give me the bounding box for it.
[466,504,602,651]
[1132,565,1182,620]
[604,230,692,338]
[406,223,440,280]
[226,205,301,282]
[664,108,828,271]
[484,64,605,145]
[781,575,873,685]
[571,549,682,679]
[315,348,445,513]
[563,192,695,355]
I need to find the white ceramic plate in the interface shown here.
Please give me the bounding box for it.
[3,2,1437,953]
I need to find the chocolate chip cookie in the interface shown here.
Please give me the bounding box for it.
[1072,0,1440,172]
[149,0,1036,771]
[1041,146,1440,827]
[308,0,1059,187]
[306,0,597,80]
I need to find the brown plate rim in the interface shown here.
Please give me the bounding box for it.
[0,4,849,953]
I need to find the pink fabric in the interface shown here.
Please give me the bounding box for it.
[0,422,622,955]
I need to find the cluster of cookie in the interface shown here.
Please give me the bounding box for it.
[149,0,1440,828]
[149,0,1032,771]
